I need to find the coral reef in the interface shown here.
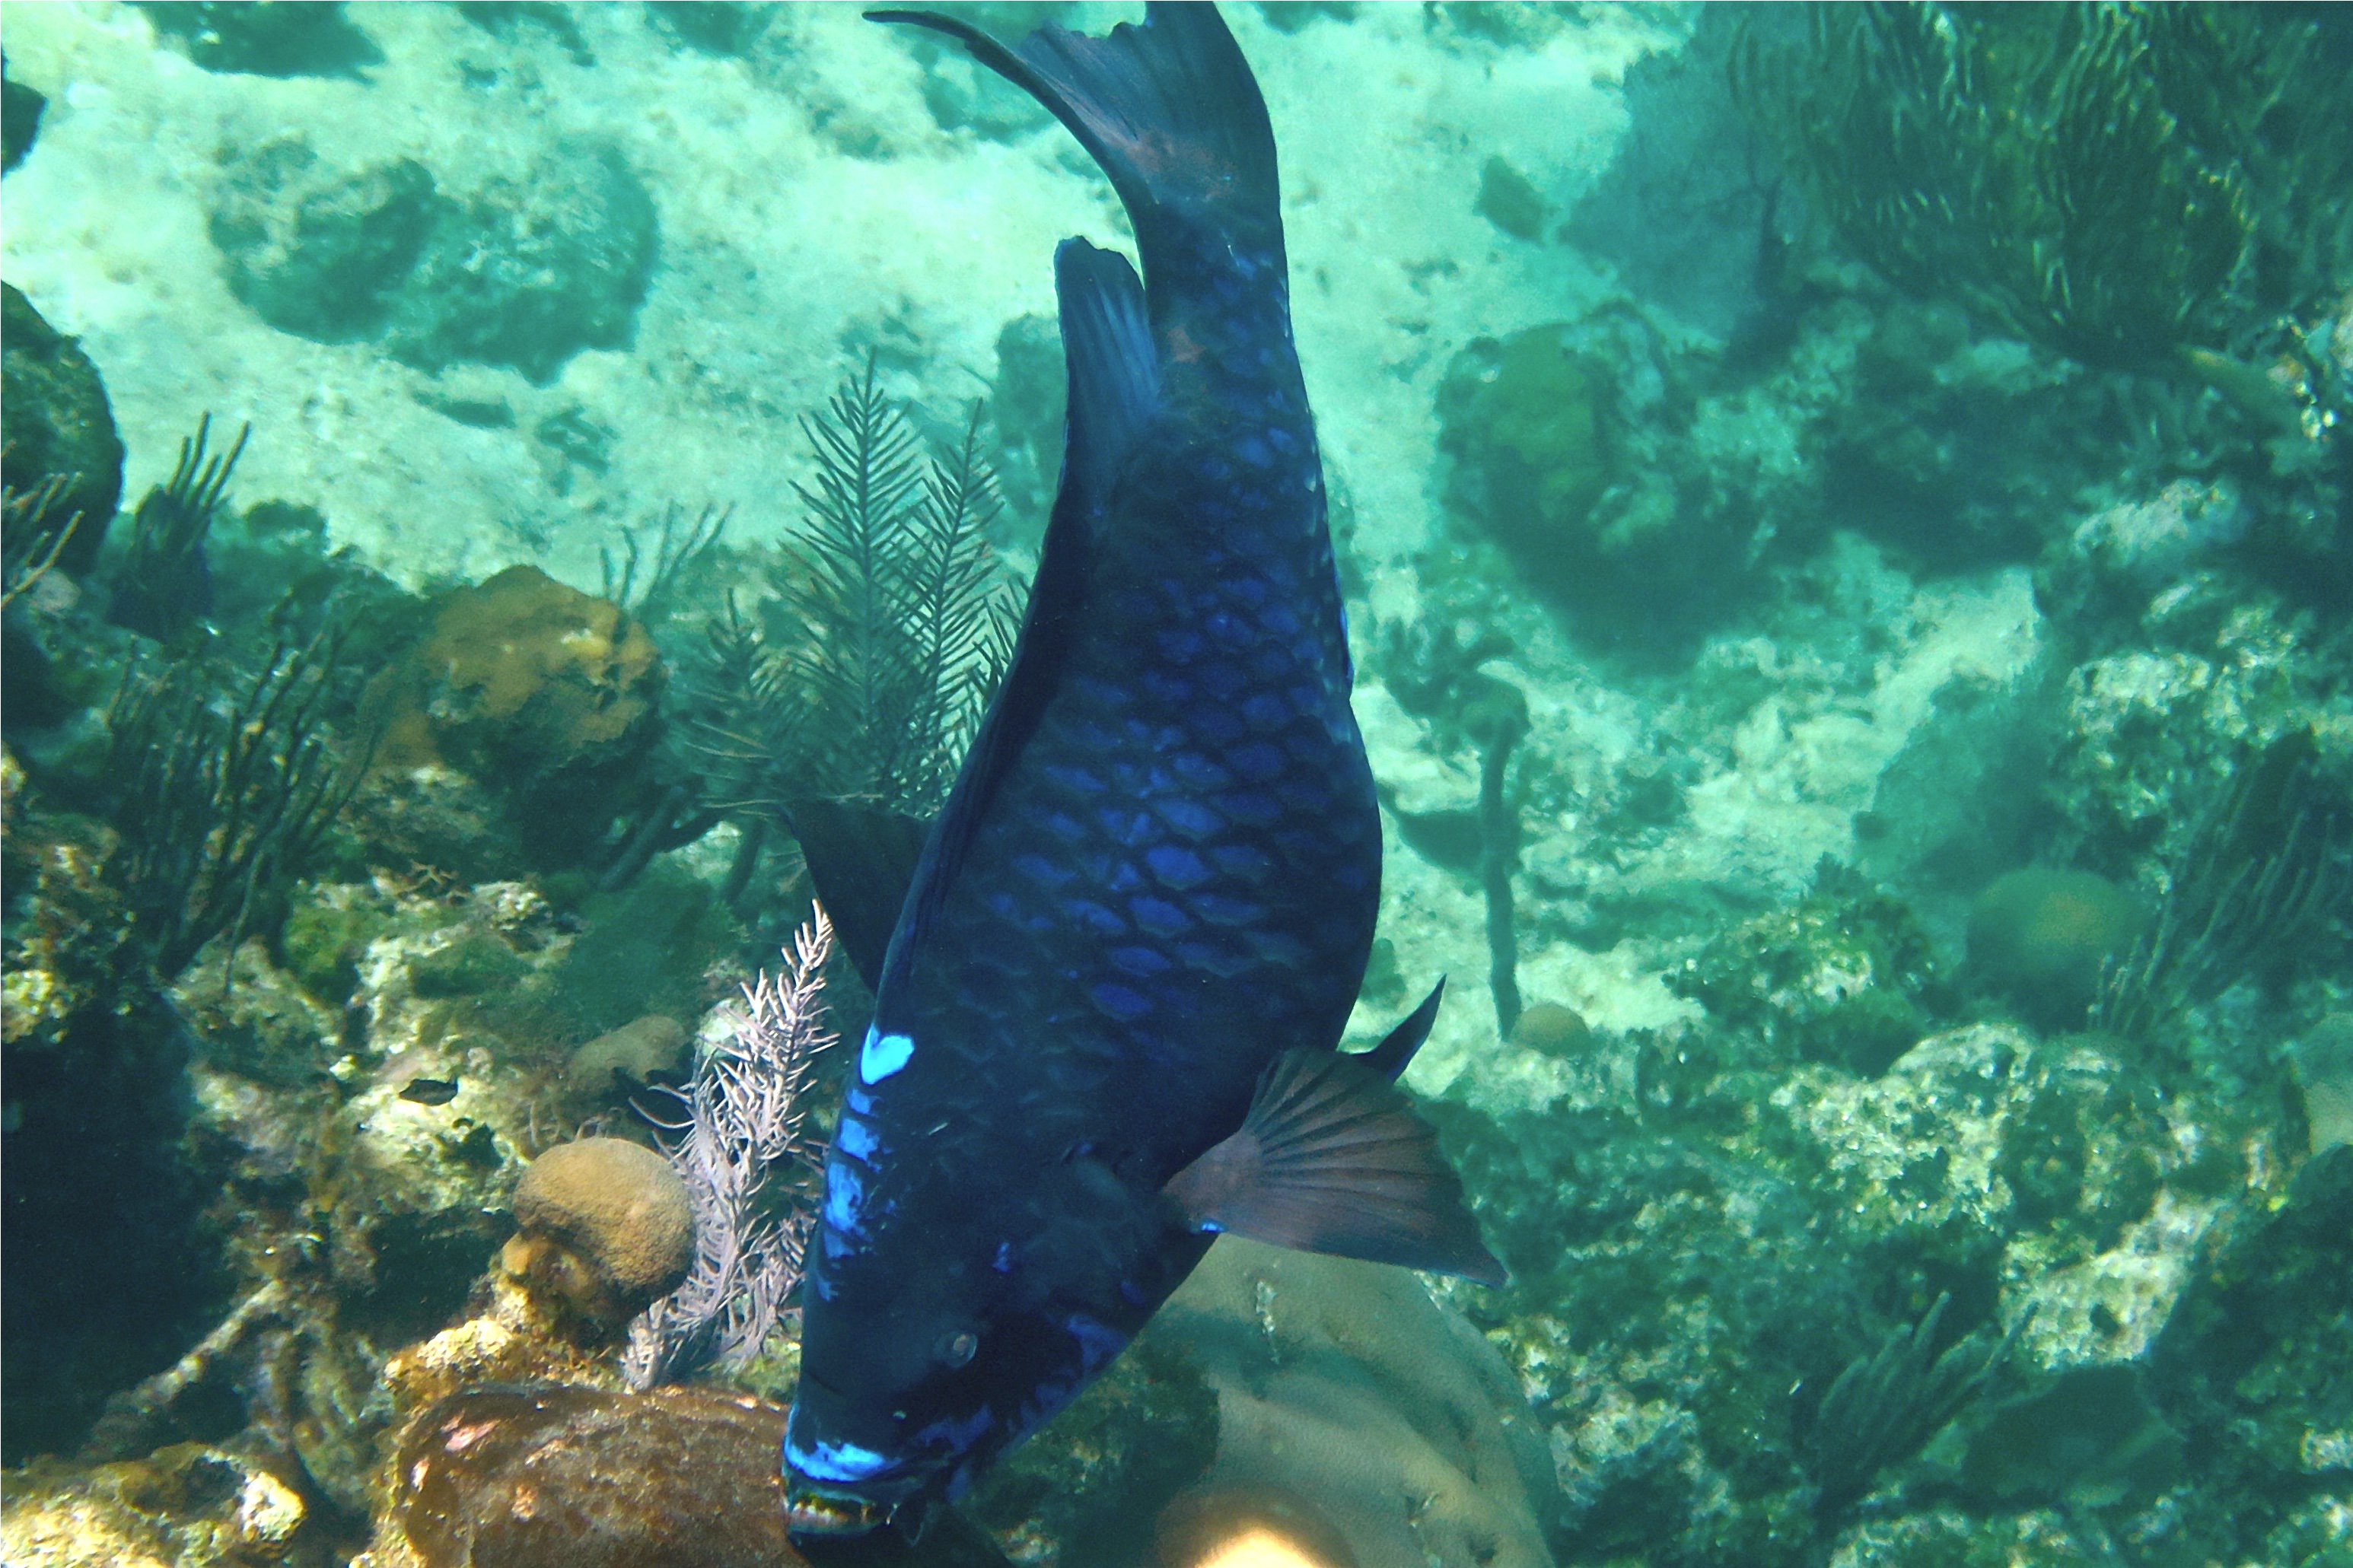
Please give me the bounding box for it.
[4,9,2351,1568]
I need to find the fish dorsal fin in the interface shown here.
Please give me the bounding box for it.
[1361,978,1446,1082]
[785,800,934,993]
[1164,1048,1505,1287]
[875,253,1142,995]
[1054,237,1158,511]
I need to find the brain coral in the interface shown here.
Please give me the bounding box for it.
[508,1137,693,1328]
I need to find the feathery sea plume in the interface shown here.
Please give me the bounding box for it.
[623,906,836,1388]
[689,355,1018,823]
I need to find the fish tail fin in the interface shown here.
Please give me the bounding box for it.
[867,4,1279,250]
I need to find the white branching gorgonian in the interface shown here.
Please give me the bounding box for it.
[622,906,836,1389]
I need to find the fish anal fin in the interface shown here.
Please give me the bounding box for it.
[1164,1048,1505,1287]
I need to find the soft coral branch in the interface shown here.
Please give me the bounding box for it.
[623,905,836,1388]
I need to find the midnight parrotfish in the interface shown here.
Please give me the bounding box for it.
[783,3,1504,1542]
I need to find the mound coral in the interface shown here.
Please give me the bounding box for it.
[1508,1001,1593,1059]
[1966,867,2143,1026]
[379,565,664,865]
[505,1138,694,1332]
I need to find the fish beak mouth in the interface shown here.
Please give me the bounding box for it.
[785,1481,900,1539]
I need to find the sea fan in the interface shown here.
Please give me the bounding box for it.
[623,906,837,1388]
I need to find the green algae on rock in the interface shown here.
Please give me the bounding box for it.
[1,1442,306,1568]
[1671,875,1950,1077]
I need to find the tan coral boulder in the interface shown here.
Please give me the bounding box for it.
[504,1137,693,1332]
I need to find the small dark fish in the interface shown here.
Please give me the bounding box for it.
[782,3,1501,1544]
[399,1077,461,1106]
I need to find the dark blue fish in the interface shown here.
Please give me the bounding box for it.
[784,4,1502,1541]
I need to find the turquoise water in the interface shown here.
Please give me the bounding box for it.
[2,5,2348,1566]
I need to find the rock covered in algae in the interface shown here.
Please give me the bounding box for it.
[368,1384,791,1568]
[505,1137,694,1329]
[1670,877,1950,1077]
[565,1013,689,1099]
[1,281,123,576]
[0,1442,306,1568]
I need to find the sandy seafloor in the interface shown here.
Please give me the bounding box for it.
[0,1,2044,1101]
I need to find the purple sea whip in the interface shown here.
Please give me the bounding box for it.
[623,907,836,1389]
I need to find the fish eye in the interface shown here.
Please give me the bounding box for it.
[938,1330,979,1369]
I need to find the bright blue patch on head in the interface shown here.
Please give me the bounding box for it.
[823,1162,867,1235]
[845,1086,877,1116]
[992,1241,1017,1274]
[860,1027,915,1083]
[785,1431,896,1484]
[834,1115,880,1162]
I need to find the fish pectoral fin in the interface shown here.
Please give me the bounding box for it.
[1163,1047,1505,1287]
[1359,977,1446,1082]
